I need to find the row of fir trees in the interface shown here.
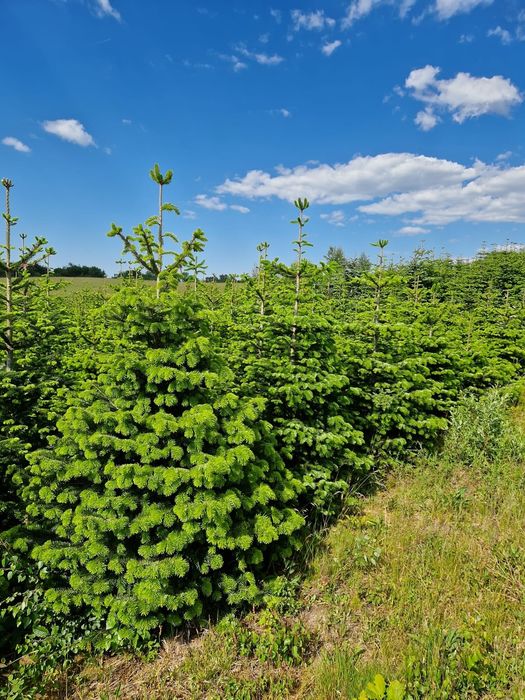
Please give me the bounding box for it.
[2,168,525,696]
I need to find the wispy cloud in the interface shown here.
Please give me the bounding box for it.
[2,136,31,153]
[42,119,96,147]
[269,108,292,117]
[183,58,214,70]
[487,26,512,44]
[487,12,525,44]
[396,225,430,236]
[322,39,342,56]
[341,0,491,27]
[433,0,492,21]
[321,210,346,226]
[291,9,336,31]
[342,0,392,28]
[236,45,284,66]
[496,151,512,163]
[218,54,248,72]
[92,0,121,21]
[405,65,522,130]
[270,8,282,23]
[195,194,250,213]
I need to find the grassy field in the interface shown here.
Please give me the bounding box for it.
[41,277,226,295]
[58,391,525,699]
[50,277,151,294]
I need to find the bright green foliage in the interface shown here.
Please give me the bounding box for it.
[443,388,525,466]
[219,608,313,666]
[5,165,525,695]
[233,310,370,514]
[107,164,206,297]
[0,293,77,536]
[404,627,501,699]
[353,675,406,700]
[0,551,106,700]
[26,289,305,638]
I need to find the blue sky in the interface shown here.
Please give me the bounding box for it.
[1,0,525,274]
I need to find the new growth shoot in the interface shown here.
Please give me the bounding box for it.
[1,178,50,370]
[291,197,312,357]
[108,164,206,297]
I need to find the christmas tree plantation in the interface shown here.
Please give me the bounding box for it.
[26,289,305,639]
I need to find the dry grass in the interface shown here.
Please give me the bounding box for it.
[300,457,525,698]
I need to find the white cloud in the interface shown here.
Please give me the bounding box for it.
[42,119,96,146]
[195,195,227,211]
[183,210,197,219]
[415,108,439,130]
[259,32,270,43]
[342,0,417,27]
[270,8,282,23]
[232,59,248,71]
[122,118,132,125]
[322,39,343,56]
[399,0,418,16]
[434,0,492,20]
[343,0,382,27]
[103,146,112,155]
[496,151,512,162]
[488,13,525,44]
[93,0,121,21]
[216,152,525,226]
[321,210,346,226]
[360,163,525,224]
[396,225,430,235]
[237,45,284,66]
[219,54,248,72]
[518,11,525,40]
[342,0,491,25]
[2,136,31,153]
[218,153,475,204]
[487,26,512,44]
[405,65,522,128]
[195,195,249,213]
[291,9,336,31]
[269,108,292,117]
[406,64,440,91]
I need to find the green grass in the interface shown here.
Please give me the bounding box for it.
[52,391,525,699]
[40,277,227,296]
[50,277,153,294]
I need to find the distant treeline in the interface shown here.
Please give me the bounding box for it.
[27,262,107,277]
[54,263,107,277]
[29,265,229,281]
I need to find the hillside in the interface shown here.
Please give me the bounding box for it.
[56,391,525,699]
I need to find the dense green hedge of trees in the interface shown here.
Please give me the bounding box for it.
[53,263,107,277]
[2,169,525,697]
